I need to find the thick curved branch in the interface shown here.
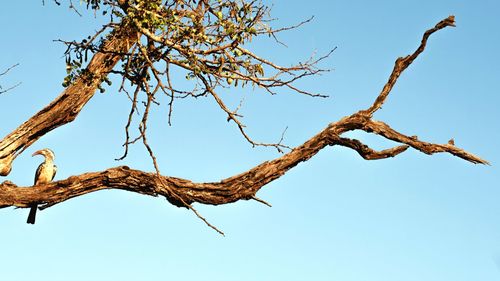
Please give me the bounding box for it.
[0,111,486,210]
[0,21,138,176]
[0,16,488,225]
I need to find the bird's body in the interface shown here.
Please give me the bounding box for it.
[27,149,56,224]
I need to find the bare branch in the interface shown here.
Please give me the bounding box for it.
[198,74,290,152]
[335,137,410,160]
[252,196,272,207]
[0,63,19,76]
[0,82,21,95]
[363,16,456,116]
[189,206,225,236]
[361,119,488,165]
[0,64,21,95]
[0,110,485,211]
[0,14,487,232]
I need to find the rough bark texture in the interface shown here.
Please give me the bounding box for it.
[0,22,138,176]
[0,110,487,210]
[0,16,488,221]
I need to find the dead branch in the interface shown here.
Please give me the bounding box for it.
[0,64,21,95]
[0,109,486,210]
[0,15,487,230]
[362,16,456,117]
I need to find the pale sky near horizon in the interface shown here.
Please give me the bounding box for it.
[1,1,499,280]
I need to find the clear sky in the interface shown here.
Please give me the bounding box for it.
[1,1,499,280]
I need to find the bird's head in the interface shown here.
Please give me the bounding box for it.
[32,148,55,161]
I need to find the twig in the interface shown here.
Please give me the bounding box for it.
[252,196,272,207]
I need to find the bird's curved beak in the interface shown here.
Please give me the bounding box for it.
[32,150,43,157]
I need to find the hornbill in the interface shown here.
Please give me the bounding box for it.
[27,148,57,224]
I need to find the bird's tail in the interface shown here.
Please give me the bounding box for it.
[27,205,37,224]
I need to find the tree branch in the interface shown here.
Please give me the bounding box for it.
[0,21,138,176]
[361,119,488,164]
[0,109,486,210]
[335,137,410,160]
[362,15,456,117]
[0,15,488,228]
[0,63,21,95]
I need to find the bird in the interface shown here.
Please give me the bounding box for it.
[27,148,57,224]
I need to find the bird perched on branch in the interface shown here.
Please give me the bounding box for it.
[27,148,57,224]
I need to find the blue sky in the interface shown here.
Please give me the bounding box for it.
[1,1,499,280]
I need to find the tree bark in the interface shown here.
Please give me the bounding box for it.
[0,111,487,210]
[0,16,488,227]
[0,22,138,176]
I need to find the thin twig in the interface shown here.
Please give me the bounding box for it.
[252,196,272,207]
